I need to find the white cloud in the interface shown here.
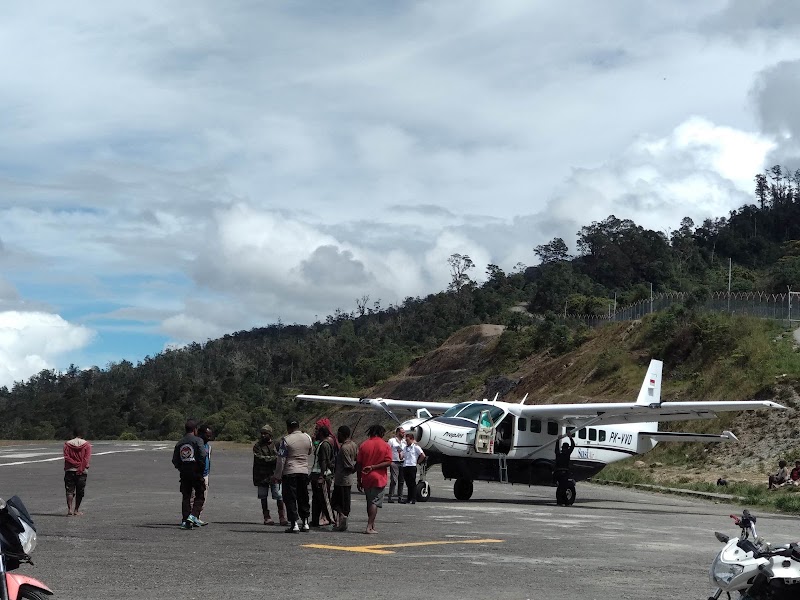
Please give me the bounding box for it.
[0,312,95,388]
[541,117,775,249]
[0,1,799,374]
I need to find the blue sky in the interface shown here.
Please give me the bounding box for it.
[1,0,800,387]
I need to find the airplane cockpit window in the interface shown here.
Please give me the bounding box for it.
[442,402,472,418]
[517,418,527,431]
[444,402,505,423]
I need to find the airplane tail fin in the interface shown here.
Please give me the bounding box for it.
[636,359,662,407]
[635,359,662,437]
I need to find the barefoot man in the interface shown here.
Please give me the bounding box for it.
[356,424,392,534]
[64,426,92,516]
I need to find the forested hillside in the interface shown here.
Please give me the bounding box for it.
[1,166,800,441]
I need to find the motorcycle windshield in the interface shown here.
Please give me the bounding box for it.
[6,496,35,531]
[0,496,36,557]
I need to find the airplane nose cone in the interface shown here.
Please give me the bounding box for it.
[414,423,431,448]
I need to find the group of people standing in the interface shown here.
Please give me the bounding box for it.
[387,425,426,504]
[171,416,426,534]
[254,418,423,534]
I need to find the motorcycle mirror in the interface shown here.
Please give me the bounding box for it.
[715,531,730,543]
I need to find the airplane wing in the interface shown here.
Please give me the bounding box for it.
[296,394,456,416]
[517,399,785,428]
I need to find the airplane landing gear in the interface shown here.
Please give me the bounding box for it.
[453,478,473,501]
[556,479,576,506]
[416,481,430,502]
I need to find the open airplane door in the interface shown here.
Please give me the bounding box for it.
[474,409,496,454]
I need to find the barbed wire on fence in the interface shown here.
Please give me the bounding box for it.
[525,290,800,327]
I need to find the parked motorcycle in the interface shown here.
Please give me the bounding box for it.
[708,509,800,599]
[0,496,53,600]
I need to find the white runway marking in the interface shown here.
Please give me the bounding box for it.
[0,448,147,467]
[0,452,62,459]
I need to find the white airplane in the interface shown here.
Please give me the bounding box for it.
[297,359,784,505]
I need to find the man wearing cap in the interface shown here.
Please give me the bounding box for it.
[253,424,288,526]
[273,417,313,533]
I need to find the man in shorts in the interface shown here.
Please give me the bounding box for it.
[63,427,92,516]
[356,424,392,534]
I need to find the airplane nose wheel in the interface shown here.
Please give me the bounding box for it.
[453,478,474,501]
[415,481,430,502]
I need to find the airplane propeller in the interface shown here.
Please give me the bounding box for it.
[368,398,401,424]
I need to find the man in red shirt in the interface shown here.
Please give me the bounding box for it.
[356,424,392,534]
[63,426,92,516]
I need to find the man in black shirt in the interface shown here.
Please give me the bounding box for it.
[172,419,208,529]
[554,433,575,506]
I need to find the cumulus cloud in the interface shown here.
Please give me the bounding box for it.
[0,1,799,372]
[751,59,800,166]
[539,117,775,249]
[0,312,95,388]
[300,246,371,286]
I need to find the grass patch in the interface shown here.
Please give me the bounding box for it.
[593,465,800,515]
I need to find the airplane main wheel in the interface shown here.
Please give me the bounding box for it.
[564,482,576,506]
[557,481,576,506]
[453,478,473,501]
[416,481,430,502]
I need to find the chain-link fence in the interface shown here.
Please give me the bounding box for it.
[541,291,800,328]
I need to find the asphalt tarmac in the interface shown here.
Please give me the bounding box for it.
[2,440,798,600]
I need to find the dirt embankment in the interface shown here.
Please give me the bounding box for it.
[372,324,506,401]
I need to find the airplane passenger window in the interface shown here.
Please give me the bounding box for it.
[531,419,541,433]
[517,418,527,431]
[599,430,606,442]
[589,428,597,441]
[547,421,558,436]
[578,429,586,440]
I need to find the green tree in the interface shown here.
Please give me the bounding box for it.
[447,253,475,292]
[534,237,571,264]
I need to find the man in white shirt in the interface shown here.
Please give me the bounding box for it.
[400,432,425,504]
[387,426,406,503]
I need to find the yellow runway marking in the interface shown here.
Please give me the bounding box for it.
[303,538,504,554]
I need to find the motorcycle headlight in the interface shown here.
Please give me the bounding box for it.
[18,520,37,555]
[711,554,744,585]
